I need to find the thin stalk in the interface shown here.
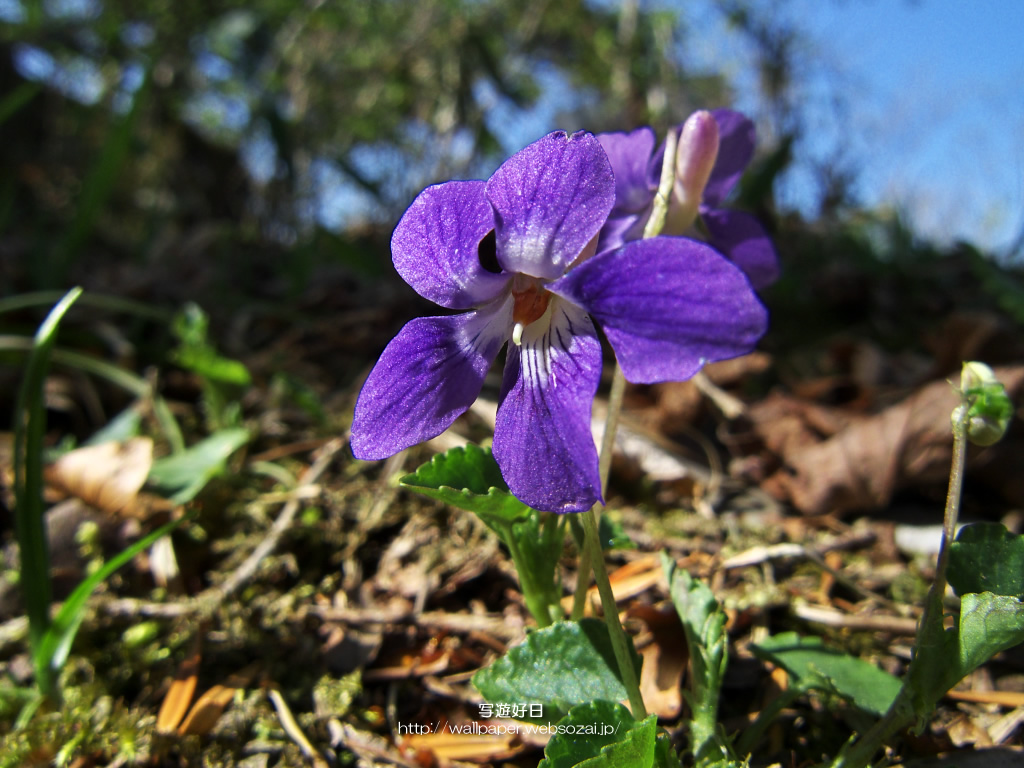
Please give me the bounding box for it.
[0,337,185,453]
[581,505,647,718]
[828,402,971,768]
[506,527,556,628]
[571,366,627,621]
[570,537,592,621]
[569,125,680,710]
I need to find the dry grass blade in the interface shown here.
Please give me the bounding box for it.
[267,687,329,767]
[177,664,259,737]
[156,644,200,735]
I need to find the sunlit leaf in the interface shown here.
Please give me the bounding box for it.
[473,619,642,725]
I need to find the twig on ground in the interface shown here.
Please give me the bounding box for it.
[792,604,919,635]
[267,687,329,768]
[692,370,746,418]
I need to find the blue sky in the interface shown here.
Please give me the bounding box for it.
[493,0,1024,253]
[734,0,1024,253]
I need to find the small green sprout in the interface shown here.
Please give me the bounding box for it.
[954,361,1013,446]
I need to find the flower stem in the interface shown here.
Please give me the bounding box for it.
[581,503,647,718]
[828,396,971,768]
[569,124,680,711]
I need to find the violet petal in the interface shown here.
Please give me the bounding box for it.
[701,207,779,289]
[487,131,615,281]
[392,180,511,310]
[351,297,512,460]
[493,299,603,513]
[549,238,768,384]
[597,127,658,216]
[703,109,756,207]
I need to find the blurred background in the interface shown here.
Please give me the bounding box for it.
[2,0,1021,296]
[3,0,1024,427]
[2,4,1024,760]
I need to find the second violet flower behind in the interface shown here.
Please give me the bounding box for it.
[351,130,767,513]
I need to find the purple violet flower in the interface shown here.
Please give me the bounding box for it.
[597,109,779,289]
[351,130,768,513]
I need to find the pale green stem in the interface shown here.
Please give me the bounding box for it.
[828,401,970,768]
[571,365,626,620]
[582,505,647,718]
[505,526,556,628]
[571,126,680,712]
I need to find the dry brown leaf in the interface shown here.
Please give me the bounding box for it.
[560,555,663,615]
[757,366,1024,515]
[45,438,153,517]
[637,630,687,718]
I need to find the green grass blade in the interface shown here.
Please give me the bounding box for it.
[12,287,83,700]
[39,514,191,677]
[0,290,172,322]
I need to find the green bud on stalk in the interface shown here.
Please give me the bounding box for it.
[953,361,1012,446]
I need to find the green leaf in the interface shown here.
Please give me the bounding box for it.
[907,591,1024,717]
[954,592,1024,680]
[13,286,82,699]
[37,514,190,677]
[84,404,142,446]
[473,619,642,724]
[749,632,901,717]
[400,445,530,528]
[171,303,252,386]
[662,553,730,764]
[948,523,1024,598]
[654,732,684,768]
[148,428,250,504]
[539,701,655,768]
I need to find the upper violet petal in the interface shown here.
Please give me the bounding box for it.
[549,238,768,384]
[701,207,779,289]
[351,297,512,460]
[487,131,615,281]
[703,109,756,207]
[392,180,511,309]
[493,299,603,513]
[597,127,658,216]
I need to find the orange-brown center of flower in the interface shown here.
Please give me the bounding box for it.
[512,282,552,327]
[510,280,552,346]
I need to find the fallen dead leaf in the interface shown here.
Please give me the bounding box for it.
[561,554,664,616]
[630,605,688,719]
[45,438,153,517]
[756,366,1024,515]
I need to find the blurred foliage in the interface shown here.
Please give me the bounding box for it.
[1,0,1021,357]
[0,0,735,292]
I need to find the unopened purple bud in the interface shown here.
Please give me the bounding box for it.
[665,110,720,235]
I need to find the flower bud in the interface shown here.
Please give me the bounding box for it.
[665,110,720,235]
[954,361,1012,446]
